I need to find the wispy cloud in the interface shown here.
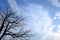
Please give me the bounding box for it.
[23,4,55,40]
[24,4,60,40]
[23,4,52,32]
[48,0,60,8]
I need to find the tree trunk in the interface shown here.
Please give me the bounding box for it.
[0,19,6,33]
[0,22,9,40]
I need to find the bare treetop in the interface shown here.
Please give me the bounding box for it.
[0,8,33,40]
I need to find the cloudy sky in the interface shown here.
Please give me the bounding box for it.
[0,0,60,40]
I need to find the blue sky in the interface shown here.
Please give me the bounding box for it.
[1,0,60,40]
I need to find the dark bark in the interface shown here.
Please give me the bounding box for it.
[0,22,9,40]
[0,18,6,33]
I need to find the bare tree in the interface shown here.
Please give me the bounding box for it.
[0,8,33,40]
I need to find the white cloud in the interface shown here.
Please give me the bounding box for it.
[23,4,56,40]
[48,0,60,8]
[23,4,52,33]
[24,4,60,40]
